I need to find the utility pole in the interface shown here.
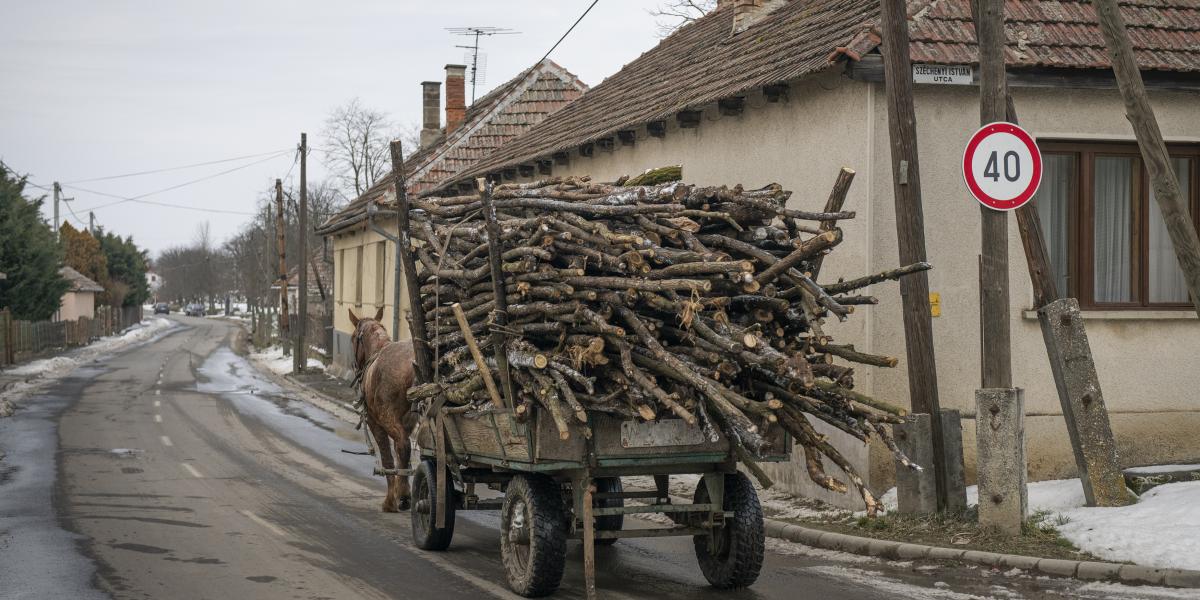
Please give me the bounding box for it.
[879,0,951,511]
[275,179,290,353]
[53,182,62,238]
[294,133,308,373]
[89,211,95,235]
[973,0,1026,535]
[1090,0,1200,314]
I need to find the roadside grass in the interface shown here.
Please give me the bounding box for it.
[782,506,1097,561]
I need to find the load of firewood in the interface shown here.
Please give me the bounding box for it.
[406,170,929,513]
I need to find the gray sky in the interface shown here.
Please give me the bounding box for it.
[1,0,675,256]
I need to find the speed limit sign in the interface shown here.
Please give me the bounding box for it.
[962,122,1043,211]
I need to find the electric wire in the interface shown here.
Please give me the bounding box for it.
[62,148,292,184]
[537,0,600,65]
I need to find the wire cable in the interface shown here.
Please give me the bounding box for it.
[62,148,292,184]
[537,0,600,65]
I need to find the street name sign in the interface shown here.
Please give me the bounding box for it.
[962,122,1043,211]
[912,64,972,85]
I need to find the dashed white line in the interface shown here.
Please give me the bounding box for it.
[240,510,287,537]
[160,435,173,447]
[181,463,203,478]
[154,414,162,423]
[153,400,161,407]
[155,389,161,396]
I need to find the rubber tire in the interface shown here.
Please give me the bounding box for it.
[411,459,456,551]
[593,477,623,546]
[500,474,568,597]
[693,472,765,589]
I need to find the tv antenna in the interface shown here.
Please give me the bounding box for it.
[446,27,521,102]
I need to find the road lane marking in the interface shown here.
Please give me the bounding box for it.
[240,510,287,537]
[155,390,161,396]
[154,414,162,423]
[154,400,161,407]
[181,463,203,478]
[160,436,173,447]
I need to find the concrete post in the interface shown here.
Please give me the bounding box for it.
[895,413,937,514]
[1038,298,1131,507]
[939,409,968,512]
[976,388,1028,535]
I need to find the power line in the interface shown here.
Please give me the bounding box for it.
[63,148,291,184]
[66,150,291,215]
[538,0,600,65]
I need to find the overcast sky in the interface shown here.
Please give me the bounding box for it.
[1,0,676,256]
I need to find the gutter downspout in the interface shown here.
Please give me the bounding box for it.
[367,203,403,342]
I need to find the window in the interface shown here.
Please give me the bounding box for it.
[1035,142,1198,309]
[337,249,346,305]
[375,242,387,306]
[355,245,364,306]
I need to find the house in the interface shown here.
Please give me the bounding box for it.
[56,266,104,322]
[317,59,588,378]
[270,254,333,313]
[145,270,163,300]
[433,0,1200,507]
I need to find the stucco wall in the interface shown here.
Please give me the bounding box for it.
[329,224,412,378]
[865,81,1200,487]
[57,291,95,322]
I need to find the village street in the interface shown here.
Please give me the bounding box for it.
[0,315,1187,600]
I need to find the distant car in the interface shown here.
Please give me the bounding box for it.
[185,303,206,317]
[153,302,169,314]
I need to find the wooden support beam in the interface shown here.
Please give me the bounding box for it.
[718,97,746,116]
[617,130,637,146]
[1090,0,1200,314]
[390,141,433,384]
[880,0,949,511]
[647,120,667,138]
[676,110,702,129]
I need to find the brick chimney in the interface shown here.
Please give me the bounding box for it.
[444,64,467,135]
[728,0,783,34]
[420,80,441,149]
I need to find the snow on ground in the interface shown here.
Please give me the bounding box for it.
[250,345,324,375]
[0,318,177,415]
[1123,463,1200,475]
[880,477,1200,571]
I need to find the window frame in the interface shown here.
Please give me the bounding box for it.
[1038,140,1200,310]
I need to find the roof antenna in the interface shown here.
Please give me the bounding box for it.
[446,27,521,102]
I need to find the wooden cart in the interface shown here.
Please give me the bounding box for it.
[405,402,790,598]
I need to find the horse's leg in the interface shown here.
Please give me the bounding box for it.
[368,419,399,513]
[378,415,412,511]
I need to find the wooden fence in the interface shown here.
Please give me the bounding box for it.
[0,305,144,366]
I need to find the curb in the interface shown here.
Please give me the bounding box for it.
[761,519,1200,589]
[259,350,1200,591]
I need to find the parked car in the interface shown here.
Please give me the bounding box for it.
[185,303,206,317]
[153,302,170,314]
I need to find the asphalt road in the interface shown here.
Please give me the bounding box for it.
[0,316,1183,600]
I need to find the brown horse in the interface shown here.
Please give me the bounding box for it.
[349,307,417,512]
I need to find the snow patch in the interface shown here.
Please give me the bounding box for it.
[249,345,324,375]
[1123,463,1200,475]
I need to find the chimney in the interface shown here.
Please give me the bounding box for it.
[420,80,441,149]
[445,64,467,135]
[729,0,782,34]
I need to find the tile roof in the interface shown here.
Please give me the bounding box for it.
[437,0,1200,190]
[317,59,587,235]
[59,266,104,293]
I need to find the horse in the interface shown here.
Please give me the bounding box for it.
[349,306,417,512]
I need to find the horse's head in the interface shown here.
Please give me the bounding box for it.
[349,306,388,371]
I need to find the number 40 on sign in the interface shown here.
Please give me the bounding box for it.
[962,122,1043,211]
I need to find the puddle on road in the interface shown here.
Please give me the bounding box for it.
[195,347,373,475]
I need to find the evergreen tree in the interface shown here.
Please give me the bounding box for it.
[60,222,109,292]
[0,165,70,320]
[97,229,150,307]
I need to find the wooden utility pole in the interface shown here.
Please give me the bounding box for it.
[879,0,950,511]
[275,178,290,349]
[52,182,61,239]
[294,133,308,373]
[389,140,433,384]
[1090,0,1200,314]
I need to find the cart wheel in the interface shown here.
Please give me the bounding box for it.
[692,472,764,589]
[593,477,623,546]
[411,459,455,551]
[500,474,567,597]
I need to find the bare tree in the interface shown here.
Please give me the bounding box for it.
[649,0,716,37]
[321,98,394,199]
